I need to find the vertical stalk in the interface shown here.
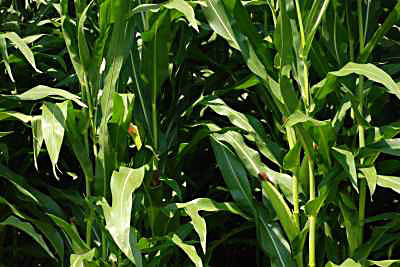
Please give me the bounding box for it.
[287,127,300,228]
[357,0,367,245]
[294,1,317,266]
[308,159,316,267]
[287,126,303,267]
[345,0,355,62]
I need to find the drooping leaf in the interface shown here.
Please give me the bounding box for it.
[171,234,203,267]
[312,63,400,101]
[48,214,88,254]
[164,0,199,31]
[0,111,33,123]
[360,167,378,199]
[1,85,86,107]
[359,139,400,158]
[325,258,362,267]
[70,248,96,267]
[332,147,358,192]
[98,166,145,265]
[202,0,273,82]
[164,198,248,254]
[0,163,65,218]
[377,175,400,194]
[0,32,41,73]
[0,197,64,262]
[0,216,55,259]
[41,101,68,179]
[32,116,44,170]
[204,97,284,166]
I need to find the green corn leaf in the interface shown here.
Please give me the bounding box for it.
[164,0,198,31]
[0,131,12,138]
[141,10,172,148]
[285,110,327,128]
[338,199,362,255]
[0,32,41,73]
[283,142,301,172]
[170,234,203,267]
[303,0,330,57]
[362,260,400,267]
[203,97,283,166]
[0,163,65,218]
[332,147,358,192]
[70,248,96,267]
[131,0,198,31]
[100,0,133,119]
[129,41,153,145]
[256,206,295,267]
[32,116,44,170]
[211,128,293,201]
[48,214,89,254]
[77,1,94,80]
[353,222,395,262]
[0,197,64,262]
[377,175,400,194]
[0,216,55,259]
[360,167,378,200]
[203,0,273,82]
[165,198,248,254]
[1,85,86,107]
[325,258,362,267]
[110,93,135,160]
[312,63,400,101]
[61,16,86,87]
[305,168,343,216]
[313,122,336,167]
[98,166,145,265]
[41,101,68,180]
[65,104,93,182]
[275,0,293,66]
[210,137,256,216]
[359,139,400,158]
[261,180,299,242]
[359,2,400,63]
[0,111,33,123]
[0,36,14,82]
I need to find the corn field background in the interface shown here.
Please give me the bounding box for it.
[1,0,400,266]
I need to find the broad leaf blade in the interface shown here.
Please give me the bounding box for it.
[211,137,256,216]
[98,166,145,265]
[41,101,68,179]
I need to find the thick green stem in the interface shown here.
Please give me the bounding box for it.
[293,2,315,264]
[357,0,366,245]
[308,159,316,267]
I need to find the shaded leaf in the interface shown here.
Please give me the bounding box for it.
[261,180,299,242]
[332,147,358,192]
[0,216,55,259]
[211,137,256,216]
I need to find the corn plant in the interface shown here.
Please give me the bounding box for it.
[0,0,400,266]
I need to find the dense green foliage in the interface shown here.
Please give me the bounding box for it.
[1,0,400,266]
